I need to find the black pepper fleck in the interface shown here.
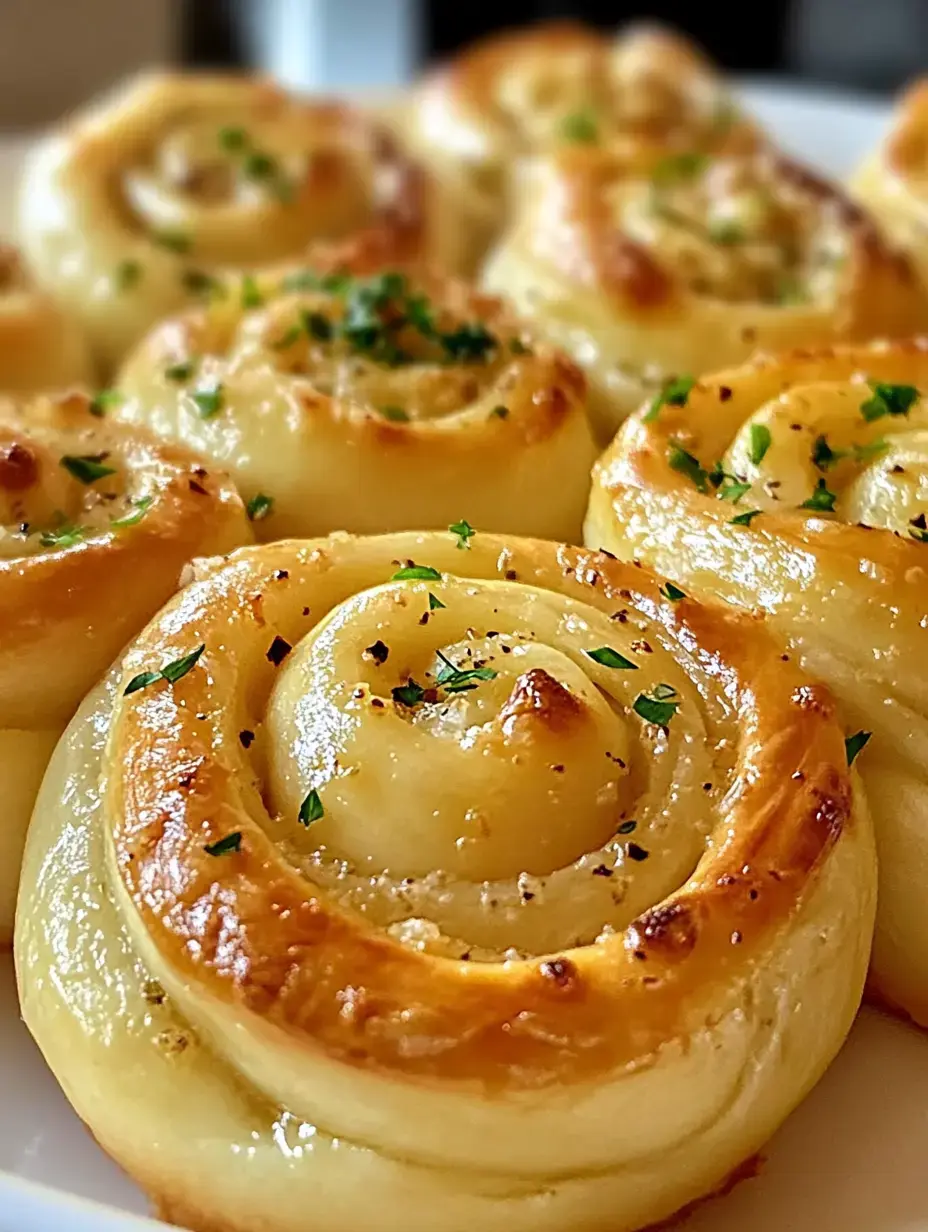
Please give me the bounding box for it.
[267,635,292,666]
[239,730,255,748]
[364,640,389,666]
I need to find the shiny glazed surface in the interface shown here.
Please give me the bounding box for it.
[0,389,250,942]
[586,337,928,1022]
[484,146,928,441]
[17,531,874,1232]
[116,239,598,541]
[0,243,93,393]
[17,73,462,374]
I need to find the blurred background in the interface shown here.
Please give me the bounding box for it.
[1,0,925,127]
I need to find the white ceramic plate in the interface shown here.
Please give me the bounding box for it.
[2,81,926,1232]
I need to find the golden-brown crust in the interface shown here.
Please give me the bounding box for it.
[0,243,94,393]
[18,72,465,373]
[110,535,852,1091]
[115,236,599,541]
[853,79,928,294]
[485,146,928,440]
[586,335,928,1026]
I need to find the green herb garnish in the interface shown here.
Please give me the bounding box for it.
[660,582,686,602]
[204,832,242,856]
[61,454,117,484]
[240,274,263,309]
[491,404,509,419]
[39,523,84,548]
[585,647,638,670]
[123,644,206,695]
[719,480,751,504]
[668,440,709,492]
[192,381,224,418]
[653,152,708,184]
[748,423,772,466]
[560,110,599,143]
[112,496,154,528]
[860,382,919,422]
[392,564,442,581]
[165,360,196,382]
[115,259,142,291]
[708,219,744,245]
[154,229,190,254]
[428,592,445,610]
[449,519,475,549]
[729,509,762,525]
[218,126,247,151]
[392,679,427,707]
[845,730,871,766]
[88,389,124,417]
[435,650,498,694]
[379,406,410,422]
[633,683,680,726]
[800,478,837,512]
[246,492,274,521]
[298,788,324,826]
[645,375,695,423]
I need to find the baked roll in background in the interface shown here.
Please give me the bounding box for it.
[853,80,928,292]
[0,242,92,393]
[400,22,759,269]
[115,237,598,542]
[586,337,928,1024]
[17,530,874,1232]
[17,73,464,374]
[484,146,928,442]
[0,389,250,943]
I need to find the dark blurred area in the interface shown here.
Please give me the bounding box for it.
[1,0,925,130]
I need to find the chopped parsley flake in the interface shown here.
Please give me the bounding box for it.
[800,478,837,512]
[719,479,751,504]
[428,592,445,610]
[659,582,686,602]
[298,788,324,825]
[392,679,427,707]
[204,831,242,856]
[633,683,679,726]
[246,492,274,521]
[39,522,84,548]
[909,513,928,543]
[845,730,871,765]
[115,259,142,291]
[153,229,190,254]
[860,382,919,422]
[708,219,744,245]
[729,508,762,525]
[748,423,772,466]
[218,126,247,151]
[392,564,442,581]
[585,646,638,670]
[88,389,124,416]
[435,649,498,694]
[112,496,153,528]
[668,440,709,492]
[379,406,410,422]
[165,360,196,382]
[123,644,206,695]
[449,518,475,549]
[491,404,509,419]
[645,374,696,423]
[560,110,599,143]
[240,274,263,309]
[192,381,224,418]
[653,152,708,184]
[61,453,117,484]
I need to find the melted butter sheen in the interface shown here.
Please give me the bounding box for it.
[16,531,875,1232]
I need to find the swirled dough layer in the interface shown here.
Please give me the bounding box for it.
[0,389,250,941]
[116,239,598,541]
[18,73,464,374]
[399,22,759,268]
[484,146,928,441]
[586,336,928,1024]
[17,530,875,1232]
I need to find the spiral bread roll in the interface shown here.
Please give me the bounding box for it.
[115,239,598,541]
[853,80,928,289]
[402,22,759,263]
[0,389,250,943]
[483,146,928,442]
[586,337,928,1025]
[0,243,93,393]
[18,73,461,375]
[17,529,875,1232]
